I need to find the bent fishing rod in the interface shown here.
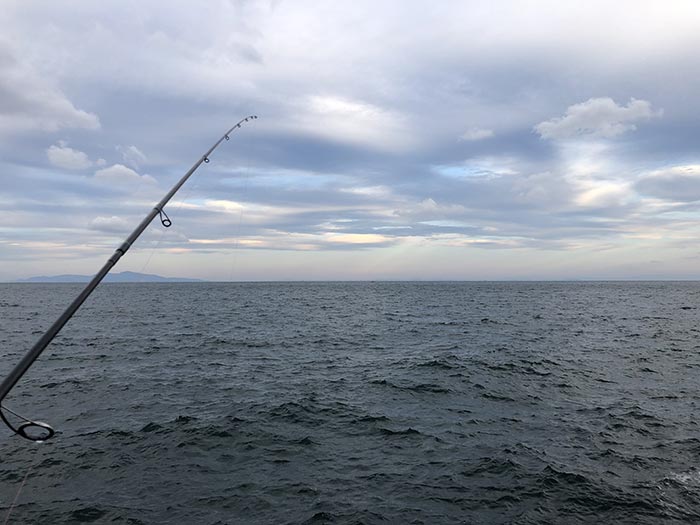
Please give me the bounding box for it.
[0,116,258,442]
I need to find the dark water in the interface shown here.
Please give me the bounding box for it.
[2,282,700,524]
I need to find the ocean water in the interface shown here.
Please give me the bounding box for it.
[1,281,700,524]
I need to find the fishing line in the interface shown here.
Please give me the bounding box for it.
[135,225,168,278]
[108,143,216,372]
[2,443,44,524]
[133,161,202,278]
[227,158,252,282]
[169,159,204,216]
[97,163,169,345]
[135,149,208,277]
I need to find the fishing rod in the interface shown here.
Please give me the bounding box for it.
[0,116,258,442]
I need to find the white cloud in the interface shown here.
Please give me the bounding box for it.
[117,145,148,168]
[340,185,393,198]
[0,41,100,134]
[460,128,494,141]
[574,180,632,208]
[188,230,394,251]
[94,164,157,186]
[323,232,390,245]
[535,98,661,140]
[291,95,413,152]
[394,198,468,220]
[46,141,93,170]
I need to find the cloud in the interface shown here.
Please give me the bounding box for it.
[535,98,661,140]
[574,180,632,208]
[323,232,390,245]
[88,215,131,233]
[0,40,100,134]
[117,145,148,169]
[93,164,157,186]
[460,128,494,141]
[636,165,700,202]
[188,230,395,252]
[46,141,93,169]
[290,95,413,152]
[394,198,468,221]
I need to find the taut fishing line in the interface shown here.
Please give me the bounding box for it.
[2,443,44,524]
[136,137,211,278]
[227,157,253,283]
[0,116,258,442]
[135,151,208,278]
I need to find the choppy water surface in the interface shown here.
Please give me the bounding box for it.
[2,282,700,524]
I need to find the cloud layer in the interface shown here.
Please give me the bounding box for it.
[2,1,700,280]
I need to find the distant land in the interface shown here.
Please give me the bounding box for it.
[17,271,204,283]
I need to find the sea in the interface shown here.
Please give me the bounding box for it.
[1,281,700,524]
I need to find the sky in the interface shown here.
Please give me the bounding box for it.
[2,1,700,281]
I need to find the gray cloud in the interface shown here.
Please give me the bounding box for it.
[88,215,131,233]
[460,128,495,141]
[636,165,700,202]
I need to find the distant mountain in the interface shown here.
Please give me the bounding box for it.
[18,271,204,283]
